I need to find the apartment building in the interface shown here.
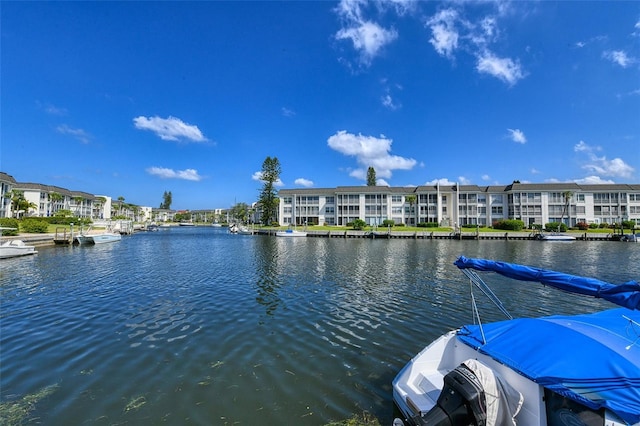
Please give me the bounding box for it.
[278,182,640,228]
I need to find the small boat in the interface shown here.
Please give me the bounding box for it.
[91,233,122,244]
[539,233,576,241]
[276,229,307,237]
[237,226,254,235]
[178,222,195,226]
[0,239,38,259]
[621,233,640,242]
[76,232,122,245]
[392,256,640,426]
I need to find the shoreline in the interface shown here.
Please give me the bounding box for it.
[1,229,622,246]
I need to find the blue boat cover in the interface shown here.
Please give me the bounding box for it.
[457,309,640,424]
[453,257,640,424]
[454,256,640,310]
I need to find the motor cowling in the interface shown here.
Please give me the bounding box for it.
[414,364,487,426]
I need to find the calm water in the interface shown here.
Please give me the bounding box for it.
[1,228,639,425]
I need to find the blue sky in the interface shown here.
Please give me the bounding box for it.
[2,1,639,210]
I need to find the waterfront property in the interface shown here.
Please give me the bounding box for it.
[277,182,640,229]
[2,228,638,424]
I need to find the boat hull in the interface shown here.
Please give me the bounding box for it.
[0,240,37,259]
[276,230,307,237]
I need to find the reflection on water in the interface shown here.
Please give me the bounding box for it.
[1,228,638,425]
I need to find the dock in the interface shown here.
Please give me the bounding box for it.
[254,230,618,241]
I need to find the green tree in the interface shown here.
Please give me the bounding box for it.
[4,190,28,218]
[258,156,281,225]
[352,219,366,230]
[230,202,249,223]
[160,191,172,209]
[49,192,64,215]
[561,191,573,225]
[73,196,84,216]
[405,195,416,226]
[366,167,376,186]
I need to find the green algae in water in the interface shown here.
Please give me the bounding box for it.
[0,384,58,426]
[324,412,381,426]
[124,395,147,412]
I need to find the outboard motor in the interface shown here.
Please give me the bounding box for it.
[414,364,487,426]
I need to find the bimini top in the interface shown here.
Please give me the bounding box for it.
[457,309,640,424]
[454,256,640,310]
[453,257,640,424]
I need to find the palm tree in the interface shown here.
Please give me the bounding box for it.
[405,195,416,226]
[561,191,573,227]
[49,192,64,216]
[73,196,85,216]
[4,189,26,218]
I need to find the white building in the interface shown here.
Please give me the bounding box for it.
[277,182,640,228]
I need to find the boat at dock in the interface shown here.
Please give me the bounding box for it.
[0,239,38,259]
[276,229,307,237]
[0,226,38,259]
[536,232,576,241]
[392,256,640,426]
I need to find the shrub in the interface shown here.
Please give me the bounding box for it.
[417,222,438,228]
[21,218,49,233]
[395,223,405,227]
[494,219,525,231]
[622,220,635,230]
[352,219,366,230]
[545,222,567,232]
[45,216,92,226]
[382,219,395,227]
[599,222,609,229]
[0,218,20,236]
[576,222,589,230]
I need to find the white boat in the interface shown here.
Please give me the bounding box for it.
[91,233,122,244]
[276,229,307,237]
[178,222,195,226]
[76,232,122,245]
[237,226,254,235]
[0,239,38,259]
[393,256,640,426]
[539,233,576,241]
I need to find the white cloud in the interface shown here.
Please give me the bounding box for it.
[481,174,491,181]
[426,9,459,58]
[424,178,457,186]
[56,124,91,144]
[507,128,527,144]
[294,178,314,187]
[38,101,67,116]
[603,50,632,68]
[574,140,597,153]
[583,157,635,179]
[574,140,634,178]
[327,130,417,182]
[458,176,471,185]
[281,107,296,117]
[381,94,401,110]
[146,167,202,181]
[376,178,390,186]
[574,175,615,184]
[336,21,398,65]
[252,171,284,187]
[133,115,207,142]
[476,51,525,86]
[334,0,398,65]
